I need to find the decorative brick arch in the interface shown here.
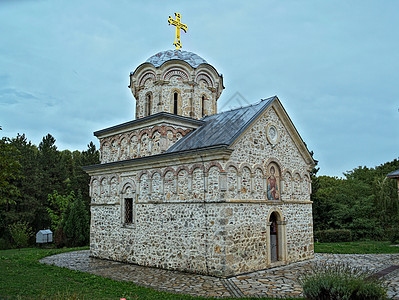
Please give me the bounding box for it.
[176,165,190,175]
[264,157,283,171]
[99,175,109,185]
[224,162,239,172]
[150,169,162,178]
[205,162,223,173]
[195,72,214,88]
[163,67,189,82]
[150,126,163,137]
[253,164,265,176]
[90,177,99,198]
[128,132,139,141]
[89,176,98,186]
[164,126,177,135]
[138,129,151,139]
[190,164,205,174]
[292,171,302,180]
[137,170,150,180]
[238,162,252,175]
[175,128,188,136]
[119,178,136,195]
[110,137,119,146]
[138,70,156,87]
[100,138,109,148]
[282,169,292,177]
[162,167,177,177]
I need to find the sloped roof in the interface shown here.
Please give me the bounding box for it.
[167,96,276,153]
[387,169,399,178]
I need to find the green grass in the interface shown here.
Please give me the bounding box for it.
[0,247,300,300]
[315,240,399,254]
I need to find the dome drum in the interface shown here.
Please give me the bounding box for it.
[130,50,224,120]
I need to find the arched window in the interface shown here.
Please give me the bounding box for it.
[201,95,205,117]
[173,92,178,115]
[146,93,152,116]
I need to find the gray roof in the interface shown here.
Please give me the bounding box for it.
[387,169,399,178]
[167,97,276,153]
[145,50,207,68]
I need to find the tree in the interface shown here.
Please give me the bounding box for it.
[62,191,89,246]
[47,190,75,231]
[0,135,21,206]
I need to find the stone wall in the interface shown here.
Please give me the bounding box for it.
[224,203,313,275]
[89,101,314,277]
[90,198,313,277]
[90,160,311,204]
[99,125,191,163]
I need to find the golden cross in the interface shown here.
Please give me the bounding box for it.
[168,13,188,50]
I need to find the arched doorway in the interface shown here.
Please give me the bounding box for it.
[267,209,287,265]
[269,212,279,262]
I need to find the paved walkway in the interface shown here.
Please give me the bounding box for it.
[40,251,399,298]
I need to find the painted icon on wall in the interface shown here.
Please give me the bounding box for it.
[267,163,280,200]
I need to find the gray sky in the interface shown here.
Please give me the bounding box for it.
[1,0,398,177]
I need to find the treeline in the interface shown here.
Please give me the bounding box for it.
[1,128,398,248]
[312,159,399,242]
[0,131,99,249]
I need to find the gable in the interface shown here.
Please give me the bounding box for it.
[166,97,275,153]
[229,97,315,170]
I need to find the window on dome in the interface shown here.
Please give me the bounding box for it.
[146,93,152,117]
[201,95,205,117]
[173,92,178,115]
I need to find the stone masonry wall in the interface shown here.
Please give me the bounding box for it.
[131,62,221,120]
[90,101,314,276]
[224,203,313,275]
[229,106,312,202]
[99,125,191,163]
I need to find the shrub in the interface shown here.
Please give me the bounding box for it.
[314,229,352,243]
[300,263,387,300]
[8,221,33,249]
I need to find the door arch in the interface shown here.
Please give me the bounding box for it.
[267,209,287,264]
[269,212,279,262]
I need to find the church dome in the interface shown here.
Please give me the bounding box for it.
[146,50,207,68]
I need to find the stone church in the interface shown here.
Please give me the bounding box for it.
[83,49,317,277]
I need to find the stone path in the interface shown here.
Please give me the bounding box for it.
[40,251,399,299]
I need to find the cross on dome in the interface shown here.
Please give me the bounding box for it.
[168,13,187,50]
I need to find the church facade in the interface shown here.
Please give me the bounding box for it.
[83,50,316,277]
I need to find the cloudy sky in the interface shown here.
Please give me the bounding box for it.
[1,0,398,177]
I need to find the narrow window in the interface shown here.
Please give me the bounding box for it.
[146,94,152,116]
[125,198,133,224]
[173,92,178,115]
[201,95,205,117]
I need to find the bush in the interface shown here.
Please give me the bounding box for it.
[314,229,352,243]
[300,263,387,300]
[8,221,33,249]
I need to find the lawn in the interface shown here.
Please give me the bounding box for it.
[0,247,201,300]
[2,242,396,299]
[0,247,300,300]
[314,240,399,254]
